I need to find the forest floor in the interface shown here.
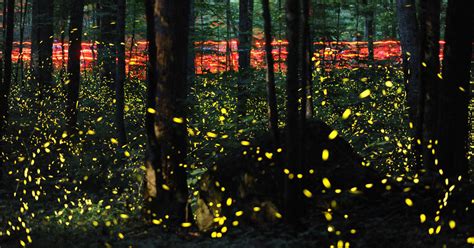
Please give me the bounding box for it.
[0,67,473,247]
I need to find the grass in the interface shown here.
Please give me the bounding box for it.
[0,64,472,247]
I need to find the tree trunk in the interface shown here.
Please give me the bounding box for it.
[261,0,279,143]
[128,0,136,78]
[419,0,440,170]
[115,0,127,146]
[15,0,26,85]
[144,0,160,218]
[302,0,313,118]
[363,0,374,61]
[437,0,473,178]
[66,0,85,132]
[0,0,5,100]
[188,0,196,83]
[31,0,54,88]
[0,0,14,131]
[144,0,191,223]
[284,0,303,222]
[396,0,422,166]
[237,0,254,115]
[98,0,116,83]
[226,0,233,72]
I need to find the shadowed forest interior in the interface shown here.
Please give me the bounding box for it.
[0,0,473,247]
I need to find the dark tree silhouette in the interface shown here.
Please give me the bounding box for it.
[437,0,473,178]
[66,0,85,131]
[363,0,375,61]
[144,0,191,223]
[31,0,54,87]
[115,0,127,145]
[98,0,116,82]
[237,0,254,115]
[396,0,422,166]
[0,0,14,132]
[302,0,313,119]
[419,0,440,170]
[284,0,304,221]
[261,0,279,142]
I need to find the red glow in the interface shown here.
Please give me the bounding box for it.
[7,40,447,76]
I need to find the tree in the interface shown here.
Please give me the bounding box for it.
[396,0,422,166]
[225,0,233,72]
[437,0,473,178]
[144,0,191,223]
[261,0,279,142]
[419,0,440,170]
[15,0,29,85]
[284,0,303,222]
[237,0,254,115]
[188,0,196,84]
[114,0,127,145]
[363,0,375,61]
[97,0,116,82]
[302,0,313,119]
[65,0,85,131]
[0,0,14,132]
[31,0,54,88]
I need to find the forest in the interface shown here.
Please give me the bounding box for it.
[0,0,472,247]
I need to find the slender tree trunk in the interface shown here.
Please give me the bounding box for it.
[98,0,116,83]
[363,0,374,62]
[298,0,307,123]
[144,0,191,223]
[226,0,232,72]
[65,0,85,132]
[14,0,25,85]
[284,0,303,222]
[332,3,341,66]
[31,0,54,88]
[437,0,473,178]
[237,0,254,115]
[128,0,136,78]
[0,0,5,98]
[419,0,440,170]
[188,0,196,83]
[390,0,397,39]
[60,20,66,78]
[200,10,204,73]
[261,0,279,143]
[302,0,313,118]
[0,0,15,131]
[278,0,282,72]
[396,0,422,166]
[115,0,127,145]
[144,0,160,217]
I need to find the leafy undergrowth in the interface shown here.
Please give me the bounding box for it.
[0,66,473,247]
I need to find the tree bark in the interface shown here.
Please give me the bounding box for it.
[98,0,116,83]
[284,0,303,222]
[66,0,85,132]
[363,0,374,61]
[226,0,233,72]
[396,0,422,166]
[302,0,313,119]
[237,0,254,115]
[437,0,473,178]
[31,0,54,88]
[188,0,196,83]
[144,0,191,223]
[419,0,440,170]
[261,0,279,143]
[115,0,127,146]
[128,0,136,78]
[0,0,14,132]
